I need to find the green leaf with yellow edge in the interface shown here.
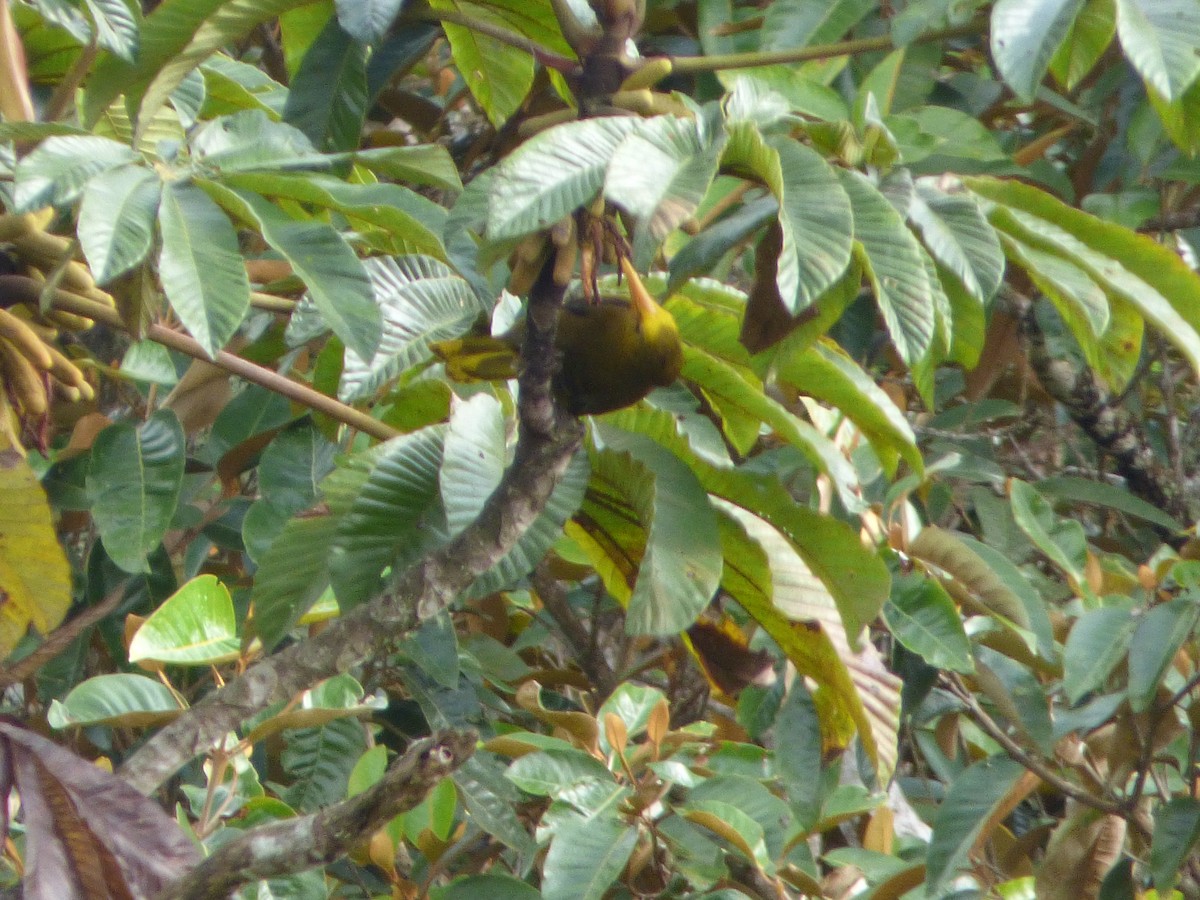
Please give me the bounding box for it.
[47,673,183,728]
[128,574,241,666]
[969,175,1200,380]
[773,339,922,477]
[682,800,771,872]
[601,405,890,644]
[717,500,900,784]
[0,440,72,659]
[681,345,862,512]
[583,438,723,636]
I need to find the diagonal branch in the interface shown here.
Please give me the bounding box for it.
[119,253,583,795]
[156,730,477,900]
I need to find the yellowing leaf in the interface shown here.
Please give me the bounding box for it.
[0,437,72,659]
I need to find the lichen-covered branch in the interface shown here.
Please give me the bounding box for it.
[119,253,583,795]
[155,731,476,900]
[1015,291,1191,527]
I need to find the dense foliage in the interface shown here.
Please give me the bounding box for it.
[4,0,1200,896]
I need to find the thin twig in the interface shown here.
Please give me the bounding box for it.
[669,18,986,75]
[943,675,1141,829]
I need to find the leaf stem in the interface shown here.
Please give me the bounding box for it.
[43,286,399,442]
[412,7,579,74]
[669,18,987,75]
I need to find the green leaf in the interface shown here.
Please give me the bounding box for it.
[990,0,1086,100]
[975,646,1054,753]
[906,526,1036,635]
[594,683,666,741]
[589,436,723,636]
[283,716,367,813]
[668,196,778,293]
[225,172,448,260]
[925,756,1029,895]
[191,110,318,172]
[441,395,508,537]
[249,514,338,651]
[85,0,140,62]
[970,175,1200,379]
[1049,0,1117,89]
[328,427,448,610]
[773,340,922,477]
[1151,798,1200,892]
[715,500,900,782]
[884,573,973,674]
[335,0,404,43]
[1063,606,1136,704]
[838,169,934,365]
[541,815,639,900]
[999,233,1110,360]
[774,684,824,824]
[283,16,367,153]
[78,165,162,284]
[680,346,863,512]
[1114,0,1200,101]
[349,144,463,192]
[759,0,875,51]
[128,574,241,665]
[454,754,537,853]
[13,135,137,211]
[87,410,185,574]
[487,117,639,241]
[201,54,289,118]
[683,800,771,870]
[1127,597,1200,713]
[605,113,727,265]
[430,0,532,126]
[722,125,853,312]
[157,180,251,358]
[436,875,541,900]
[909,181,1005,304]
[47,673,182,728]
[221,185,381,361]
[1008,479,1088,588]
[336,256,487,402]
[1037,475,1183,532]
[505,749,613,796]
[428,0,573,126]
[86,0,317,133]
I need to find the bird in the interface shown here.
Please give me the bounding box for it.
[432,258,683,416]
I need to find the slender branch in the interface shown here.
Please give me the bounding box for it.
[118,252,582,794]
[411,7,579,74]
[0,277,401,443]
[668,17,987,75]
[944,675,1147,835]
[155,731,477,900]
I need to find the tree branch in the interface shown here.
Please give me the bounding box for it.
[119,252,582,795]
[155,731,477,900]
[1011,288,1192,528]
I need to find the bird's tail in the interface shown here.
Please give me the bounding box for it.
[428,336,518,382]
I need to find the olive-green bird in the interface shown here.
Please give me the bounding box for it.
[432,258,683,416]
